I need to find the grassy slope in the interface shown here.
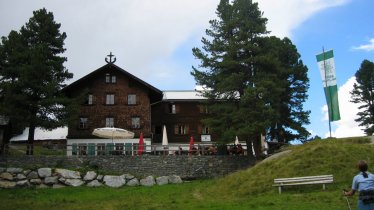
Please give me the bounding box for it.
[0,137,373,210]
[202,137,374,209]
[211,137,373,196]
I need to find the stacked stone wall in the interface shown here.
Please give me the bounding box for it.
[0,167,184,189]
[0,155,254,179]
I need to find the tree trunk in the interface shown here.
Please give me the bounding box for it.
[246,139,254,158]
[26,123,35,155]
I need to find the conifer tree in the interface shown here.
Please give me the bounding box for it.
[0,8,73,154]
[192,0,310,151]
[262,36,310,142]
[350,59,374,135]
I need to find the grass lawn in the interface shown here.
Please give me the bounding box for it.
[0,182,357,210]
[0,180,356,210]
[1,137,372,210]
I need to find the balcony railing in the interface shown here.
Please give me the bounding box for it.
[0,143,249,157]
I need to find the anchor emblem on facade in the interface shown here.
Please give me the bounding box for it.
[105,52,116,64]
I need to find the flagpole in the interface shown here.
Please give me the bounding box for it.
[322,47,332,138]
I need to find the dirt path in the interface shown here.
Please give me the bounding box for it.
[261,150,291,163]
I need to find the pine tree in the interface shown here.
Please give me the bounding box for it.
[350,59,374,135]
[262,36,310,142]
[0,8,73,154]
[192,0,310,152]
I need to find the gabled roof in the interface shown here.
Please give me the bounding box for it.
[64,63,163,102]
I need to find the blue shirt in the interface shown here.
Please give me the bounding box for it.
[352,171,374,192]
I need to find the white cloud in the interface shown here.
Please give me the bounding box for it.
[0,0,350,90]
[257,0,350,37]
[0,0,220,87]
[322,77,365,138]
[352,38,374,51]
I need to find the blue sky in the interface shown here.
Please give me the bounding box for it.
[0,0,373,139]
[292,0,374,138]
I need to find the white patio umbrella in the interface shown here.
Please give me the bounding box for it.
[235,136,240,145]
[161,125,171,154]
[92,127,135,139]
[162,125,168,146]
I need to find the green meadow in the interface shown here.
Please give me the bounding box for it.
[1,137,373,210]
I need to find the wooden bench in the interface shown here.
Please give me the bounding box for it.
[273,175,333,194]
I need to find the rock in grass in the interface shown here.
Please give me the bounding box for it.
[23,170,31,176]
[0,181,16,188]
[140,176,155,187]
[38,168,52,178]
[156,176,169,185]
[126,178,139,187]
[168,175,183,184]
[96,175,103,181]
[64,179,85,187]
[0,172,14,181]
[16,180,30,187]
[103,175,126,188]
[83,171,97,181]
[30,179,42,185]
[26,171,39,179]
[87,180,102,187]
[55,169,81,179]
[16,173,26,180]
[44,176,59,185]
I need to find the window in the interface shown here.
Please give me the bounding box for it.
[114,143,124,155]
[78,144,87,156]
[174,124,189,135]
[106,74,111,83]
[106,94,115,105]
[169,104,176,114]
[79,117,88,129]
[106,117,114,127]
[128,94,136,105]
[97,144,105,156]
[105,74,116,83]
[87,94,93,105]
[132,117,140,129]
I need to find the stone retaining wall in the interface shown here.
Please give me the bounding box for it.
[0,167,184,189]
[0,155,254,179]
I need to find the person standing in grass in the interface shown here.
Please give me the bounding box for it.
[344,160,374,210]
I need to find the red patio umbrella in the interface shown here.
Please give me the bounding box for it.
[188,136,195,155]
[138,132,144,155]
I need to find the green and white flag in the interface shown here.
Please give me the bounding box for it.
[316,50,341,121]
